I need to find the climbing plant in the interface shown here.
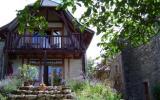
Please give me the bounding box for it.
[60,0,160,58]
[17,0,48,35]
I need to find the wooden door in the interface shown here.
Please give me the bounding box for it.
[143,81,150,100]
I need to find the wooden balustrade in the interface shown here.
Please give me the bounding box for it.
[7,34,82,51]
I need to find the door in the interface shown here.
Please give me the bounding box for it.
[143,81,150,100]
[48,66,63,86]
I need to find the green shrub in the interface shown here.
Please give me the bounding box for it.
[0,77,21,96]
[0,93,7,100]
[53,75,61,86]
[18,64,39,83]
[67,80,121,100]
[153,84,160,100]
[67,80,87,92]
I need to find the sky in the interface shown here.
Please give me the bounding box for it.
[0,0,101,59]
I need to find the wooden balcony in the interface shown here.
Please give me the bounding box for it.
[6,34,83,54]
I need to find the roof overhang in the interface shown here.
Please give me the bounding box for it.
[0,0,94,46]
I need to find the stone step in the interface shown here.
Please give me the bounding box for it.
[18,86,70,91]
[8,86,75,100]
[11,89,72,95]
[8,94,74,100]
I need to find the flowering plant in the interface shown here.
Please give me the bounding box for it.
[39,83,47,91]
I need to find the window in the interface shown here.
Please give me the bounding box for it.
[48,66,63,86]
[50,29,63,48]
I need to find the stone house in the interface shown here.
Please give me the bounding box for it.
[110,34,160,100]
[0,0,94,86]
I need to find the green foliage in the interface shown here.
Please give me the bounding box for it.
[67,80,121,100]
[86,58,95,78]
[0,93,7,100]
[0,77,21,96]
[67,80,87,92]
[53,75,61,86]
[18,64,38,82]
[61,0,160,58]
[2,79,18,93]
[17,0,48,35]
[153,84,160,100]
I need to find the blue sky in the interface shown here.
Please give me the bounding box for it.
[0,0,101,59]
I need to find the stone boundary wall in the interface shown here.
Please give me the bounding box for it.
[121,34,160,100]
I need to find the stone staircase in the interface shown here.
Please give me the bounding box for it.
[8,86,75,100]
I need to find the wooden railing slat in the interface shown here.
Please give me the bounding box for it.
[7,34,81,50]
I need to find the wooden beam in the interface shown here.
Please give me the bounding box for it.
[68,59,70,79]
[48,9,73,34]
[43,65,48,85]
[46,7,49,21]
[82,53,86,76]
[43,50,48,85]
[60,11,76,33]
[62,59,65,79]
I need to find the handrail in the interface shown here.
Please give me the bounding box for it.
[7,34,81,50]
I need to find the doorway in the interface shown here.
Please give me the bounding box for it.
[48,66,63,86]
[143,81,150,100]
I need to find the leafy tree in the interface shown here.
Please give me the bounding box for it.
[18,64,38,83]
[86,58,95,78]
[17,0,48,35]
[18,0,160,57]
[60,0,160,58]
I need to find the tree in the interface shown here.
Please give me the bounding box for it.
[60,0,160,58]
[86,57,95,78]
[17,0,48,35]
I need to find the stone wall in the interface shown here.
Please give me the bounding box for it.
[109,54,126,96]
[121,34,160,100]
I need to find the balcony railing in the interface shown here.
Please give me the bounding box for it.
[7,34,82,51]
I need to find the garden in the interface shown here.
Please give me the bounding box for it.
[0,64,121,100]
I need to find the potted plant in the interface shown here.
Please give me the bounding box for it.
[53,75,62,86]
[39,83,47,91]
[19,64,38,86]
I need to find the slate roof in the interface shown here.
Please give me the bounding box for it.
[29,0,60,7]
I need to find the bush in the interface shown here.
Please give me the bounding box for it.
[67,80,87,92]
[18,64,39,83]
[0,93,7,100]
[153,84,160,100]
[67,80,121,100]
[0,77,21,96]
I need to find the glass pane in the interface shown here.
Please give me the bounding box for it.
[48,66,63,86]
[28,65,40,81]
[51,30,62,48]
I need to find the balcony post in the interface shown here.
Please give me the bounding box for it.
[43,50,48,85]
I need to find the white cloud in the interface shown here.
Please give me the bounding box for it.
[0,0,36,27]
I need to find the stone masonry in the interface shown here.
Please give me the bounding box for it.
[121,34,160,100]
[8,86,75,100]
